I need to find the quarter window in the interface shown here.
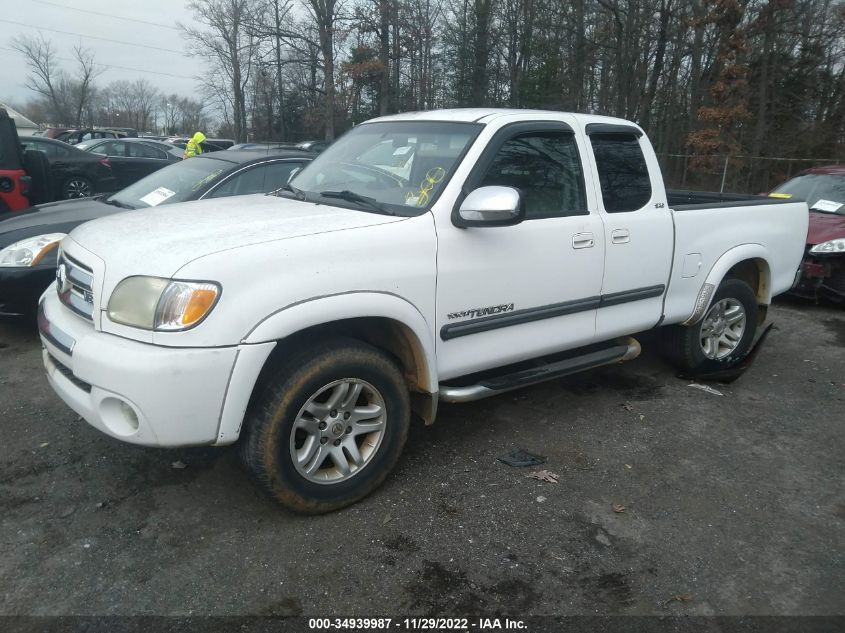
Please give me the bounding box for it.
[589,134,652,212]
[479,132,587,219]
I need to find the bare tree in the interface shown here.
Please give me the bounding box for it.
[11,34,70,123]
[182,0,260,142]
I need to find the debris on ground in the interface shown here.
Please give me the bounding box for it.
[620,403,634,411]
[170,461,187,469]
[687,383,724,396]
[39,442,49,448]
[382,514,392,525]
[662,593,693,607]
[595,530,611,546]
[536,496,547,503]
[526,470,560,483]
[612,502,626,513]
[498,448,546,467]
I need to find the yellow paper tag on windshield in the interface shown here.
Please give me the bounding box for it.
[768,193,793,199]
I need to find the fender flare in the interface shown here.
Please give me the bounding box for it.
[684,244,772,325]
[242,291,438,394]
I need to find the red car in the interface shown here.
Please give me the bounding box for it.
[770,165,845,301]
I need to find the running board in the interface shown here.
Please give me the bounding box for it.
[438,337,641,403]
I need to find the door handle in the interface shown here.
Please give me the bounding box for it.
[572,232,595,249]
[611,229,630,244]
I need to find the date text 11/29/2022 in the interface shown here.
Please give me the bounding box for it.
[308,618,528,630]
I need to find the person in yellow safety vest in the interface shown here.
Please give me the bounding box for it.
[183,131,206,159]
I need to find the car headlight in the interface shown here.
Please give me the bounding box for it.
[107,276,220,331]
[809,238,845,254]
[0,233,66,267]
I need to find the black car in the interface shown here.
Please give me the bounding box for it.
[75,138,183,189]
[18,136,118,200]
[0,150,312,316]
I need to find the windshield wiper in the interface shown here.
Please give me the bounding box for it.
[102,198,135,210]
[319,190,396,216]
[273,183,306,201]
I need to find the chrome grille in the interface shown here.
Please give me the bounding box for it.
[57,252,95,321]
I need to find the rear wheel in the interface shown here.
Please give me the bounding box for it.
[62,177,92,199]
[663,278,759,373]
[239,338,411,514]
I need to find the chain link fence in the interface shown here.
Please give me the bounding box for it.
[656,153,842,194]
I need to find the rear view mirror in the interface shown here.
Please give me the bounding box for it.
[454,186,524,228]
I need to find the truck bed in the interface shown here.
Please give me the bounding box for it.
[667,189,791,210]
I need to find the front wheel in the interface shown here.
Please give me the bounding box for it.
[662,278,759,373]
[239,339,411,514]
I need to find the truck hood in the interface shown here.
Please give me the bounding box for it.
[807,211,845,245]
[68,194,407,278]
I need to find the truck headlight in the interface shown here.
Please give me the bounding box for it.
[0,233,66,267]
[107,276,220,331]
[809,238,845,254]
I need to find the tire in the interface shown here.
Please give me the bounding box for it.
[61,177,92,199]
[662,278,759,373]
[239,338,411,514]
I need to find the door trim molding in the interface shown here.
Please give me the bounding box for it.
[439,284,665,341]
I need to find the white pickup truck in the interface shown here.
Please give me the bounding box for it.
[37,109,807,513]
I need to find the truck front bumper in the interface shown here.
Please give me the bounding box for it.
[38,289,275,447]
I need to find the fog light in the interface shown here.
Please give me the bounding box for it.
[100,397,140,436]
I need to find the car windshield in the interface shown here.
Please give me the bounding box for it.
[771,174,845,214]
[289,121,482,215]
[107,156,227,209]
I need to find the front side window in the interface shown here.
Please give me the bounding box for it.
[590,134,652,213]
[129,143,166,159]
[209,161,306,198]
[290,121,482,215]
[479,132,587,219]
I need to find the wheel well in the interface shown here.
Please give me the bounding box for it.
[251,317,435,423]
[725,257,771,324]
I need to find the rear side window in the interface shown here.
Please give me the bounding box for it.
[590,134,651,212]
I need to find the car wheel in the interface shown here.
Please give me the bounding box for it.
[662,278,759,373]
[239,338,411,514]
[62,177,93,199]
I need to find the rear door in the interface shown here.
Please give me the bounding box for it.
[584,125,674,340]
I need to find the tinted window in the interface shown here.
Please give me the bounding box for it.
[590,134,651,212]
[264,161,305,191]
[480,132,587,219]
[96,141,127,157]
[129,143,166,159]
[22,139,67,158]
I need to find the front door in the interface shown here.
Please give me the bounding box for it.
[435,122,606,381]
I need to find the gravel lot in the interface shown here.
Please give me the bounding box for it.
[0,298,843,617]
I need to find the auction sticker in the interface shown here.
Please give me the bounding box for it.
[811,199,843,213]
[139,187,177,207]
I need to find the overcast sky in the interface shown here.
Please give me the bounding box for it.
[0,0,205,111]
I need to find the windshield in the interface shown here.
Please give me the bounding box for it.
[108,156,227,209]
[289,121,482,215]
[771,174,845,214]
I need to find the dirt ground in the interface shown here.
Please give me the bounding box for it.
[0,297,843,617]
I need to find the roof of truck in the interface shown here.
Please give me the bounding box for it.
[368,108,639,129]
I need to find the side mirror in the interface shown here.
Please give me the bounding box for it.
[453,186,525,228]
